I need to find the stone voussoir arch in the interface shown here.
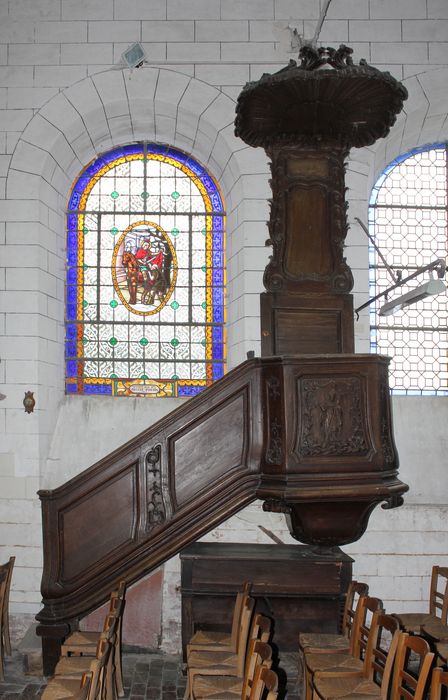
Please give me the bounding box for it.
[6,66,267,378]
[9,66,257,210]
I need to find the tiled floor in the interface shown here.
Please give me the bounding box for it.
[0,650,301,700]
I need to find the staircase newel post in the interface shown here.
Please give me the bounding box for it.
[36,620,75,676]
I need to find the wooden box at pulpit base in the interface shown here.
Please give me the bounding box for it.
[180,542,353,660]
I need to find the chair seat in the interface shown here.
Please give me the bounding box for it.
[62,630,98,653]
[190,631,233,646]
[306,652,364,676]
[192,674,242,699]
[314,674,381,699]
[54,655,91,678]
[394,612,441,632]
[188,649,239,672]
[299,633,350,654]
[421,619,448,641]
[41,677,83,700]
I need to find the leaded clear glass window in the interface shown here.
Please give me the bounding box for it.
[65,143,226,398]
[369,144,448,395]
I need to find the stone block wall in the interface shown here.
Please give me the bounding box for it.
[0,0,447,651]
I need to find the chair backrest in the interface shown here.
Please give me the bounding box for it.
[76,671,93,700]
[250,666,278,700]
[429,566,448,623]
[242,639,273,700]
[351,596,383,661]
[391,632,435,700]
[87,637,112,700]
[363,612,400,685]
[0,569,8,679]
[249,613,272,644]
[230,582,252,647]
[342,580,369,638]
[430,667,448,700]
[236,597,256,675]
[348,591,373,655]
[2,556,15,615]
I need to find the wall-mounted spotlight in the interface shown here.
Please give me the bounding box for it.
[121,42,147,69]
[379,278,446,317]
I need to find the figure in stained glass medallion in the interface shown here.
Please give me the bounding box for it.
[113,222,176,316]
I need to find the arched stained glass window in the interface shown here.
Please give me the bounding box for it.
[65,143,226,398]
[369,143,448,395]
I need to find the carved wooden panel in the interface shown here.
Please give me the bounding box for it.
[285,187,331,278]
[295,376,371,461]
[260,292,354,355]
[144,445,167,531]
[276,310,341,354]
[171,390,249,507]
[60,463,138,583]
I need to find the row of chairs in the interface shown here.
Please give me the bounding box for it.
[299,579,448,700]
[41,580,126,700]
[0,556,15,681]
[394,565,448,663]
[184,582,278,700]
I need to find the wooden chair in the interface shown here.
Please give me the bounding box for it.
[299,581,369,656]
[312,613,399,700]
[52,671,93,700]
[185,599,257,700]
[303,597,383,700]
[430,667,448,700]
[190,638,272,700]
[313,631,434,700]
[394,566,448,639]
[391,632,435,700]
[55,611,120,700]
[250,667,278,700]
[187,582,252,657]
[60,580,126,697]
[42,639,111,700]
[1,557,15,657]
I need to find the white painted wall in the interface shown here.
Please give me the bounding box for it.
[0,0,447,650]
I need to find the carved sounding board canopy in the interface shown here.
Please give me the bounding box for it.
[235,45,408,149]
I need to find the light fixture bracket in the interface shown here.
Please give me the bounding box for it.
[354,218,447,318]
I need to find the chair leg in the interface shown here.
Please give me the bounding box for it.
[115,641,124,697]
[106,655,117,700]
[3,617,11,656]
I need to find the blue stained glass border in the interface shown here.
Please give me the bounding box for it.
[178,385,206,397]
[66,142,226,396]
[84,383,113,395]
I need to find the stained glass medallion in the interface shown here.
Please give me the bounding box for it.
[66,143,226,398]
